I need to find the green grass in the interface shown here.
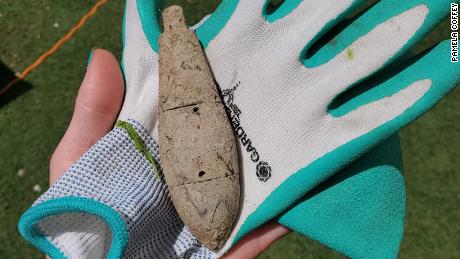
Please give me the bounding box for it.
[0,1,458,258]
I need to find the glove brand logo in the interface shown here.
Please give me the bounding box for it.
[256,161,272,182]
[222,82,272,182]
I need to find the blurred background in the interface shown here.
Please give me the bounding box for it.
[0,0,458,258]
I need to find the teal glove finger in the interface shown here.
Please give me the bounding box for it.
[194,0,458,254]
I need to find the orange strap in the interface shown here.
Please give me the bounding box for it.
[0,0,108,96]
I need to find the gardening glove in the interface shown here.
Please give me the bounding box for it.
[191,0,459,255]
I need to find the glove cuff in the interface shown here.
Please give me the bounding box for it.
[18,120,212,258]
[18,197,127,259]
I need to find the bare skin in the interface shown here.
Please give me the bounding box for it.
[48,49,290,259]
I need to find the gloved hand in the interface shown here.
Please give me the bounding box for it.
[18,0,458,258]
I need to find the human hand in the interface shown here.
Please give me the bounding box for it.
[49,48,289,258]
[22,47,404,259]
[41,43,406,259]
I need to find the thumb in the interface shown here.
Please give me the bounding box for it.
[50,49,125,184]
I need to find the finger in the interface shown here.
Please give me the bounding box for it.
[336,40,459,140]
[299,0,449,101]
[314,5,428,101]
[50,49,124,184]
[222,221,290,259]
[304,0,449,67]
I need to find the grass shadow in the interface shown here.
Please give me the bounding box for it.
[0,61,33,107]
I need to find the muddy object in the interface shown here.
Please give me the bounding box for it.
[158,6,240,250]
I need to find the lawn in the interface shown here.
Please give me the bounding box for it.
[0,0,458,258]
